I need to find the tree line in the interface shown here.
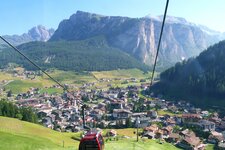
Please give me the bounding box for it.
[0,100,38,123]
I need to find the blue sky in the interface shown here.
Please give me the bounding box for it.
[1,0,225,35]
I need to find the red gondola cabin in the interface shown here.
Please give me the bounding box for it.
[79,131,104,150]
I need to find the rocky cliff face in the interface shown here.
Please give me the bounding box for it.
[50,11,224,69]
[1,25,54,46]
[28,25,55,42]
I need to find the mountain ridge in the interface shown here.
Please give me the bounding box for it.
[50,11,225,70]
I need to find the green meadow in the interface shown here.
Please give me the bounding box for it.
[0,116,79,150]
[2,68,152,94]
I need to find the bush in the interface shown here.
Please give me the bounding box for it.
[140,79,146,82]
[16,113,23,120]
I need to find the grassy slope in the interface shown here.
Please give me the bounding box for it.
[0,72,15,80]
[0,116,79,150]
[92,68,152,79]
[47,70,96,84]
[5,80,43,93]
[1,70,96,94]
[0,71,56,94]
[0,131,71,150]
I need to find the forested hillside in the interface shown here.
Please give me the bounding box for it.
[0,36,149,72]
[148,40,225,110]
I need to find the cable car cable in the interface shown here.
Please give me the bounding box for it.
[150,0,169,87]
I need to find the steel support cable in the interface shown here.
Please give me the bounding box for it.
[150,0,169,87]
[0,35,69,93]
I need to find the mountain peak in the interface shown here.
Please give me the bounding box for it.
[28,25,55,42]
[1,25,55,46]
[69,11,105,22]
